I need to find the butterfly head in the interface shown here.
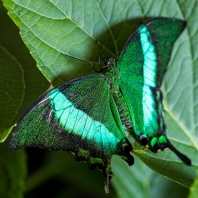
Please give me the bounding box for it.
[100,57,115,68]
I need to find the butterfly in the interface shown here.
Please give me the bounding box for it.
[9,17,191,193]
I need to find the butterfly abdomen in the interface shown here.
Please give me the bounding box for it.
[111,88,133,129]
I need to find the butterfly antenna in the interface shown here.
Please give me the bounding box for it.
[96,40,116,59]
[88,61,98,73]
[60,52,99,73]
[166,139,191,166]
[96,41,109,65]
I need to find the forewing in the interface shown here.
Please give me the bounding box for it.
[117,17,186,87]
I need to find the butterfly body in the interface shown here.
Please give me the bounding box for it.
[9,17,191,193]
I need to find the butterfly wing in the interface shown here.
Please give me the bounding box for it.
[9,73,133,192]
[117,18,190,165]
[118,18,186,86]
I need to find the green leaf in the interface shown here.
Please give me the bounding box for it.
[1,0,197,197]
[112,155,189,198]
[188,169,198,198]
[0,142,27,198]
[0,3,50,142]
[3,0,107,86]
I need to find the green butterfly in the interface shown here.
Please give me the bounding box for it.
[9,17,191,193]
